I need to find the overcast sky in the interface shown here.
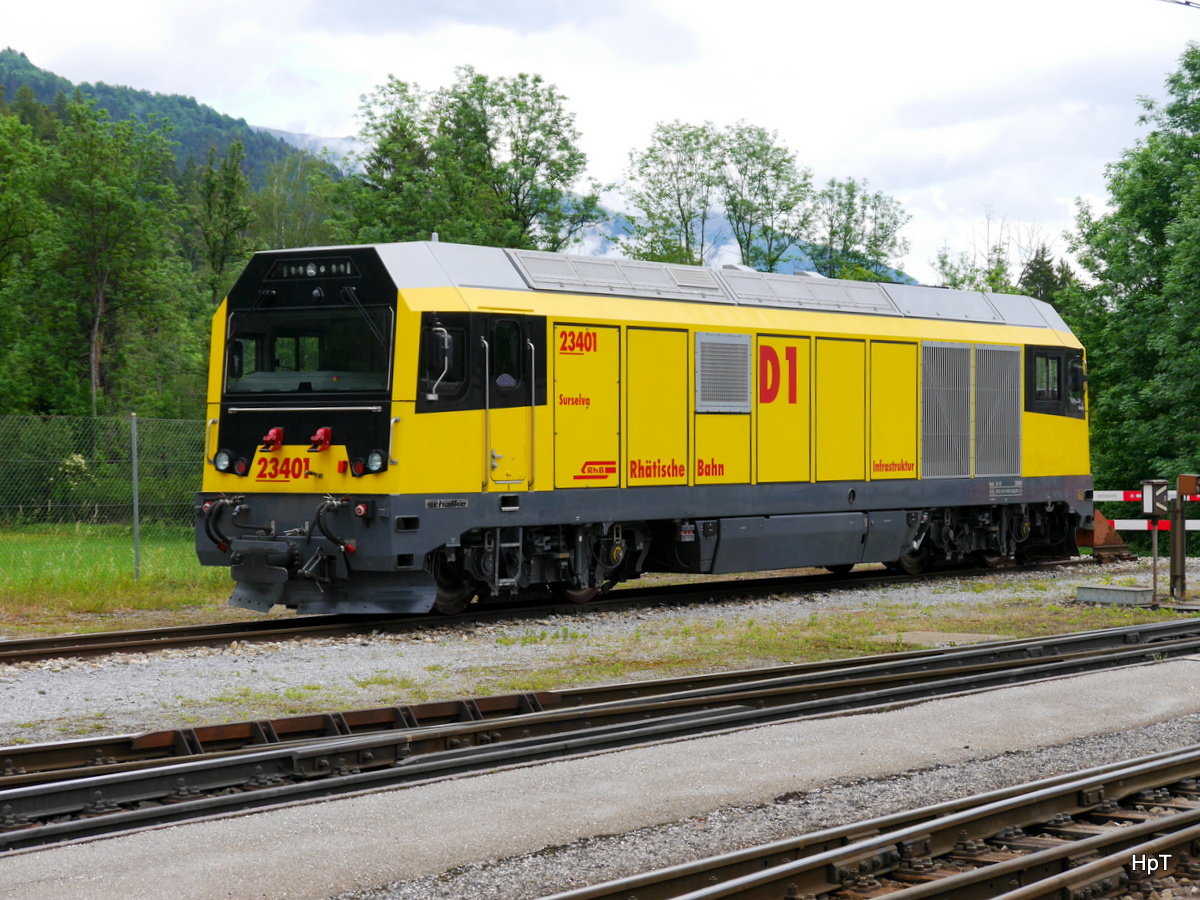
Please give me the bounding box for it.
[7,0,1200,282]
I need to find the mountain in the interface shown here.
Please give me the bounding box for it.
[252,126,361,169]
[0,48,307,187]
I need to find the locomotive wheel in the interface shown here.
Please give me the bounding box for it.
[551,584,600,604]
[433,571,477,615]
[976,551,1010,568]
[896,544,931,575]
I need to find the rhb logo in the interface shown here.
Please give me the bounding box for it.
[574,460,617,481]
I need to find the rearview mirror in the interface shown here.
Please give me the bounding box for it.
[229,342,244,380]
[426,328,453,400]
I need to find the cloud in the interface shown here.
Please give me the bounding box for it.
[299,0,620,35]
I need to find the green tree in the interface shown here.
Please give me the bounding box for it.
[622,121,722,265]
[0,114,46,277]
[1016,242,1074,305]
[805,177,910,280]
[332,68,601,250]
[188,140,252,304]
[932,213,1018,293]
[37,100,180,415]
[250,149,334,250]
[932,242,1015,292]
[1068,42,1200,487]
[12,83,60,141]
[719,122,812,272]
[443,66,601,249]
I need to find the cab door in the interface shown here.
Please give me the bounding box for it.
[486,318,533,488]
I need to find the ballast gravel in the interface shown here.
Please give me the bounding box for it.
[2,559,1200,900]
[0,560,1163,747]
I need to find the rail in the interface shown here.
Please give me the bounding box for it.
[538,744,1200,899]
[3,618,1200,852]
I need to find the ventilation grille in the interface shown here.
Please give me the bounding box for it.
[922,344,971,478]
[974,345,1022,476]
[696,333,751,413]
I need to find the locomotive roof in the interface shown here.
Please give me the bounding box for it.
[360,241,1070,332]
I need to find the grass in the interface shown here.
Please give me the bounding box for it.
[454,585,1185,698]
[0,523,238,630]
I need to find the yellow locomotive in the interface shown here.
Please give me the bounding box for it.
[196,240,1092,614]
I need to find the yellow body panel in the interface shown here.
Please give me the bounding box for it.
[204,444,356,493]
[815,338,866,482]
[206,299,228,404]
[695,414,751,484]
[209,279,1089,498]
[869,341,919,480]
[1023,412,1090,477]
[756,336,811,483]
[395,405,483,494]
[626,328,689,486]
[487,406,529,488]
[554,324,620,488]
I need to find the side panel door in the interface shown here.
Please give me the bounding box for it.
[869,341,918,480]
[626,328,689,485]
[553,324,620,488]
[815,338,866,482]
[756,335,811,483]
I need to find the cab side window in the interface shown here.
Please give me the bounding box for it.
[1025,346,1085,419]
[1034,354,1060,402]
[492,320,523,391]
[418,320,467,400]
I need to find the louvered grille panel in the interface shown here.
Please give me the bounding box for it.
[922,344,971,478]
[974,345,1022,476]
[696,334,751,412]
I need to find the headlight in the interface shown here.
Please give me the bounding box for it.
[367,450,385,472]
[214,449,233,472]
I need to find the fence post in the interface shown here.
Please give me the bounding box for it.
[131,413,140,581]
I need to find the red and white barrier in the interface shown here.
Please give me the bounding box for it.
[1093,491,1200,502]
[1109,519,1200,531]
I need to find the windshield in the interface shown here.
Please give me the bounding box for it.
[225,306,393,394]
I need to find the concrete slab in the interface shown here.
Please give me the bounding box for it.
[1077,585,1155,606]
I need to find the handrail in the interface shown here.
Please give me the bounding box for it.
[388,417,401,466]
[204,418,218,464]
[481,336,491,490]
[527,338,536,491]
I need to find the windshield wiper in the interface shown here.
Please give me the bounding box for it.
[229,289,276,339]
[340,286,388,348]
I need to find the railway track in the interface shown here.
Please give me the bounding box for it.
[538,743,1200,900]
[0,560,1093,666]
[3,617,1200,853]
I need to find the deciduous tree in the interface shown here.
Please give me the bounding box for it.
[1068,42,1200,487]
[622,121,722,265]
[39,100,179,415]
[720,122,812,272]
[805,177,910,280]
[332,68,602,251]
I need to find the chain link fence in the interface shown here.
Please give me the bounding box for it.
[0,415,202,583]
